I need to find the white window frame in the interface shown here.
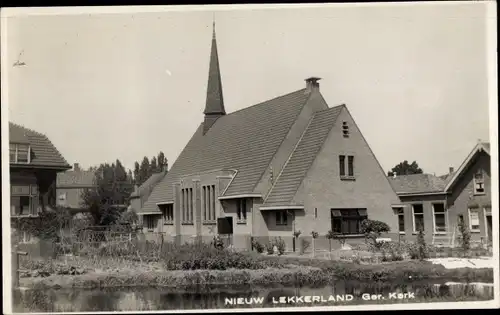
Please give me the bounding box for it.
[395,208,405,234]
[483,206,492,239]
[468,208,480,232]
[412,204,425,233]
[473,171,486,195]
[9,143,31,164]
[432,203,448,235]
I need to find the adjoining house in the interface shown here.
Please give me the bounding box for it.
[389,141,492,246]
[129,169,168,229]
[56,163,96,211]
[9,122,72,243]
[137,22,401,250]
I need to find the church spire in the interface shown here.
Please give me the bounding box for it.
[203,17,226,135]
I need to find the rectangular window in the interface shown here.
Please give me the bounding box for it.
[19,231,32,244]
[347,156,354,176]
[412,204,424,232]
[473,171,485,195]
[211,185,216,221]
[432,203,447,233]
[237,199,247,223]
[145,215,156,231]
[331,209,368,235]
[395,208,405,233]
[339,156,346,176]
[11,184,38,216]
[189,188,193,223]
[314,208,318,219]
[9,143,31,164]
[203,186,207,221]
[275,210,288,225]
[468,208,480,232]
[162,204,174,224]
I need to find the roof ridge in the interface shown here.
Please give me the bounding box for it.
[225,88,308,117]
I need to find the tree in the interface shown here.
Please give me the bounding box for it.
[81,161,134,226]
[150,156,158,174]
[360,219,391,251]
[157,151,167,172]
[138,157,150,186]
[133,162,140,184]
[388,160,423,177]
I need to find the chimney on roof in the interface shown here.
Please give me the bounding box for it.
[73,163,80,172]
[449,167,454,174]
[305,77,321,93]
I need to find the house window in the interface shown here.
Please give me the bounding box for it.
[144,215,156,231]
[275,210,288,225]
[468,208,480,232]
[314,208,318,219]
[237,199,247,224]
[9,143,31,164]
[181,188,194,224]
[202,185,216,224]
[11,184,38,216]
[339,156,346,176]
[412,204,424,232]
[19,231,32,244]
[395,208,405,234]
[162,204,174,224]
[432,203,447,233]
[347,156,354,176]
[473,171,485,195]
[331,209,368,235]
[342,122,349,138]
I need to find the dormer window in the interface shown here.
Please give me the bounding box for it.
[342,122,349,138]
[10,143,31,164]
[473,170,485,195]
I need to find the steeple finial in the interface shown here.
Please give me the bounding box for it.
[203,14,226,135]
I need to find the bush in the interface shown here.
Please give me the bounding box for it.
[301,239,311,253]
[360,219,391,251]
[265,241,274,255]
[416,229,429,260]
[252,239,264,253]
[273,237,286,255]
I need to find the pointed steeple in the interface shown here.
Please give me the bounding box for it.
[203,18,226,135]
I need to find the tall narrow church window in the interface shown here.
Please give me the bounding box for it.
[211,185,216,221]
[348,156,354,176]
[339,156,346,176]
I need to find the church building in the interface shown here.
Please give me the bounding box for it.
[138,22,401,250]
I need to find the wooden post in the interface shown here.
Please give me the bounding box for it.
[11,245,28,289]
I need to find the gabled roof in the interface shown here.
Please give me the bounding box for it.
[389,173,447,195]
[9,122,71,169]
[130,171,167,199]
[57,169,96,188]
[444,141,491,192]
[140,89,312,214]
[263,106,343,207]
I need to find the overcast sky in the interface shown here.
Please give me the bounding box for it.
[3,2,494,176]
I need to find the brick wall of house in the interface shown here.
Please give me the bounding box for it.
[292,106,401,242]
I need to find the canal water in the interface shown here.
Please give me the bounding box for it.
[13,281,494,312]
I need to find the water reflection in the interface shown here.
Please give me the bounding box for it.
[13,281,494,312]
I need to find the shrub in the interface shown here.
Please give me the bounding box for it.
[212,235,224,250]
[416,229,429,260]
[301,239,311,253]
[252,239,264,253]
[265,242,274,255]
[457,219,471,256]
[273,237,286,255]
[360,219,391,251]
[326,230,336,252]
[311,231,319,239]
[293,230,302,238]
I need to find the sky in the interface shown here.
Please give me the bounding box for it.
[3,2,495,176]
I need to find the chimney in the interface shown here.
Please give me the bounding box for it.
[449,167,454,174]
[73,163,80,172]
[305,77,321,93]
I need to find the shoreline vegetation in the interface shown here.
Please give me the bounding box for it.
[20,255,493,290]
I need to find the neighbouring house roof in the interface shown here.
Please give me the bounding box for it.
[130,171,167,199]
[9,122,71,169]
[140,88,312,214]
[56,169,96,188]
[389,173,447,195]
[263,106,343,207]
[444,141,491,192]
